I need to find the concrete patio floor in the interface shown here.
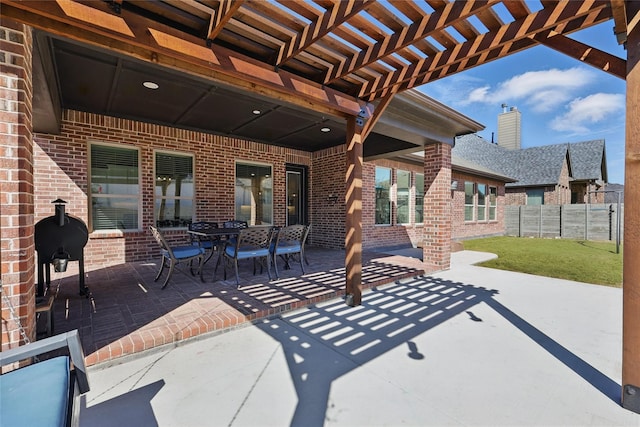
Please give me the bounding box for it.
[79,251,640,426]
[42,245,427,366]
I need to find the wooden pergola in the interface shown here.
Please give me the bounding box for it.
[2,0,639,412]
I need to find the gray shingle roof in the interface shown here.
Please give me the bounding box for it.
[568,139,606,181]
[452,134,606,188]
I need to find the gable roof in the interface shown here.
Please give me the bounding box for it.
[568,140,607,182]
[510,144,571,187]
[453,135,607,188]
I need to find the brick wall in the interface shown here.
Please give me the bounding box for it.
[1,19,35,349]
[33,111,312,270]
[422,143,452,272]
[451,171,506,240]
[311,145,345,249]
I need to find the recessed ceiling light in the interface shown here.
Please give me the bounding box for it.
[252,109,261,115]
[143,81,159,90]
[320,127,331,133]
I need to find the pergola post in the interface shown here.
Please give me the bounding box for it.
[622,0,640,414]
[345,116,363,306]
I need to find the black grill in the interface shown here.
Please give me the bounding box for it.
[34,199,89,296]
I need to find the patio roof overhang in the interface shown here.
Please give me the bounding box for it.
[3,1,624,140]
[4,1,640,412]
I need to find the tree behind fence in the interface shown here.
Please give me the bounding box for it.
[505,204,625,240]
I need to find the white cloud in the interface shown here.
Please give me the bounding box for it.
[550,93,625,133]
[457,67,595,111]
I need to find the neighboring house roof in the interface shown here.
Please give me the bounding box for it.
[509,144,571,187]
[453,134,607,188]
[451,155,517,183]
[568,139,607,182]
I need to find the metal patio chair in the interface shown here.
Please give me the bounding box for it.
[189,221,220,266]
[221,226,273,287]
[223,220,248,229]
[270,224,309,279]
[150,226,205,289]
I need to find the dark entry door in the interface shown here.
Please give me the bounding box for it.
[286,165,307,226]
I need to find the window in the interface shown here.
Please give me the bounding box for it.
[477,184,487,221]
[235,162,272,225]
[464,181,475,221]
[90,143,140,231]
[396,170,410,224]
[489,186,497,220]
[526,189,544,205]
[415,173,424,224]
[375,167,391,225]
[155,151,194,228]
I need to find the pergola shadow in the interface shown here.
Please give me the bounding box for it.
[46,246,424,365]
[256,276,620,426]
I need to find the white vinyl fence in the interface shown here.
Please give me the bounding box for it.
[505,203,624,241]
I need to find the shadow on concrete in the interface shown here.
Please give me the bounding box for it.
[80,379,164,427]
[257,275,620,426]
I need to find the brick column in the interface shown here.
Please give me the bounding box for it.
[422,142,452,272]
[1,19,35,349]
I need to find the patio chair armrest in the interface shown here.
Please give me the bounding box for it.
[0,330,89,393]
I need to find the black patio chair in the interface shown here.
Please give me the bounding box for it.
[188,221,220,266]
[221,226,273,287]
[223,220,248,229]
[150,226,205,289]
[270,224,309,279]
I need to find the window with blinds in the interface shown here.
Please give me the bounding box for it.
[90,143,140,231]
[155,151,194,228]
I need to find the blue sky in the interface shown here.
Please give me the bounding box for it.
[417,21,627,184]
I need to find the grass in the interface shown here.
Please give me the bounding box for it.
[462,237,623,287]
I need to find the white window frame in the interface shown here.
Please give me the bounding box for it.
[88,141,141,232]
[489,186,497,221]
[464,181,475,222]
[235,160,273,226]
[396,169,411,225]
[154,150,195,229]
[375,166,392,225]
[414,173,424,225]
[477,183,487,221]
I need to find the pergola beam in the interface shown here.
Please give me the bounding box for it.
[324,0,500,85]
[276,0,373,66]
[532,31,625,79]
[363,1,612,99]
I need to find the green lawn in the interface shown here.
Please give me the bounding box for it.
[462,237,623,287]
